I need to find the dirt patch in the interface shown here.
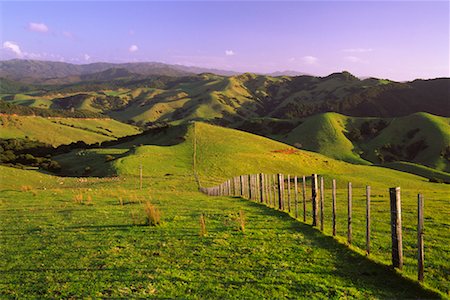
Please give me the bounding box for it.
[271,148,299,154]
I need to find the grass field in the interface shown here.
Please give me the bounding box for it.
[0,115,141,146]
[1,123,449,298]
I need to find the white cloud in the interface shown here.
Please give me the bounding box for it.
[302,55,318,64]
[343,48,373,53]
[344,56,368,63]
[129,44,139,52]
[3,41,22,56]
[225,50,235,56]
[29,22,49,33]
[84,54,91,61]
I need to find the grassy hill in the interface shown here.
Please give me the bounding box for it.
[2,122,449,297]
[282,112,450,176]
[0,115,141,146]
[2,70,449,125]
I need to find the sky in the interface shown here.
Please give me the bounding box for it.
[0,1,449,81]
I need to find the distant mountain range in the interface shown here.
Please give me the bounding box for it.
[0,59,317,84]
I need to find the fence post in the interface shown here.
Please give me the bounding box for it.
[240,175,244,197]
[302,175,306,222]
[332,179,336,236]
[287,175,291,212]
[348,182,352,245]
[259,173,264,203]
[277,174,284,210]
[273,174,277,208]
[294,176,298,218]
[255,174,260,201]
[389,187,403,269]
[311,174,318,226]
[248,174,252,200]
[366,185,371,255]
[139,164,143,190]
[418,193,424,282]
[320,176,324,231]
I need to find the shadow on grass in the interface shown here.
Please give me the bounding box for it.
[237,198,441,299]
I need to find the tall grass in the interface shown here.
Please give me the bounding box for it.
[73,193,83,204]
[143,201,161,226]
[199,214,207,237]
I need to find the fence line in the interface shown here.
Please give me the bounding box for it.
[199,172,426,284]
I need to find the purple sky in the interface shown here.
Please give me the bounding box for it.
[1,1,449,80]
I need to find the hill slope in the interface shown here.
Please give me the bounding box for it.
[5,123,450,296]
[0,115,141,146]
[283,112,450,174]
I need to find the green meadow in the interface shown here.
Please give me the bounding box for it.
[0,114,140,146]
[1,123,448,298]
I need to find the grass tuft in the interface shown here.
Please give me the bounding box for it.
[143,201,161,226]
[20,185,32,192]
[73,193,83,204]
[199,214,207,237]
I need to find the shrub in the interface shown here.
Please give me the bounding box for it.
[429,177,444,184]
[105,155,115,162]
[144,201,161,226]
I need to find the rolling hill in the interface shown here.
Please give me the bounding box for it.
[0,114,141,146]
[1,122,449,297]
[2,69,448,124]
[48,122,449,294]
[282,112,450,173]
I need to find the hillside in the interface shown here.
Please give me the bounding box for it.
[2,70,448,125]
[283,112,450,174]
[0,115,141,146]
[48,122,449,294]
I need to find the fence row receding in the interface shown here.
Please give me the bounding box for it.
[200,173,425,283]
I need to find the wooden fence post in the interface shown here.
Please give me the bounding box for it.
[287,175,291,212]
[418,193,424,282]
[320,176,324,231]
[294,176,298,218]
[139,164,143,190]
[272,174,277,208]
[332,179,336,236]
[248,174,252,200]
[311,174,318,226]
[277,174,284,210]
[302,175,306,222]
[366,185,371,255]
[389,187,403,269]
[347,182,352,245]
[259,173,265,203]
[255,174,260,201]
[240,175,244,197]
